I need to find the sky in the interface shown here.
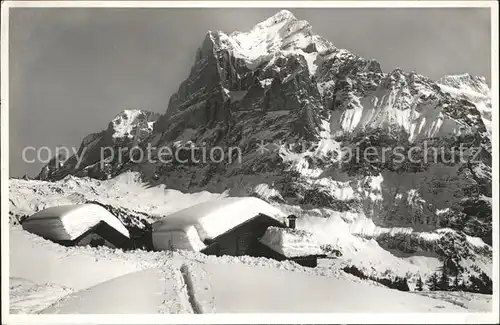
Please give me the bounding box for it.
[9,7,491,177]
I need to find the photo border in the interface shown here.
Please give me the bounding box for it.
[1,1,498,324]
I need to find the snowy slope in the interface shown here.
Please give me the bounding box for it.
[41,268,192,314]
[36,260,470,313]
[437,74,492,137]
[279,206,492,282]
[138,10,491,263]
[9,227,143,291]
[7,226,465,314]
[197,262,466,313]
[110,109,159,139]
[10,172,228,229]
[37,109,160,181]
[217,10,322,73]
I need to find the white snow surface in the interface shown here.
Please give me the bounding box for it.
[38,261,470,313]
[415,291,492,312]
[41,268,189,314]
[200,262,465,313]
[21,203,129,241]
[259,226,324,257]
[152,197,286,251]
[10,227,142,291]
[9,172,228,224]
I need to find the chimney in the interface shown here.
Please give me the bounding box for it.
[287,215,298,229]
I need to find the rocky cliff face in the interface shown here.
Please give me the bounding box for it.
[35,10,492,271]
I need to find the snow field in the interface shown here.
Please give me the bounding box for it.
[9,278,73,314]
[9,227,142,291]
[259,226,324,257]
[10,226,492,314]
[41,268,189,314]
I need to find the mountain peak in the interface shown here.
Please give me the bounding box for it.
[255,9,298,29]
[437,73,489,95]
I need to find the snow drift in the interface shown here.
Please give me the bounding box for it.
[152,197,286,251]
[259,226,324,257]
[41,268,190,314]
[201,262,467,313]
[9,221,493,314]
[21,204,130,241]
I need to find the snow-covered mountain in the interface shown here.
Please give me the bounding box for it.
[21,10,492,281]
[437,74,492,137]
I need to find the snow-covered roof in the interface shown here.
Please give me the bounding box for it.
[110,109,159,139]
[22,204,130,241]
[259,226,324,258]
[152,197,286,251]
